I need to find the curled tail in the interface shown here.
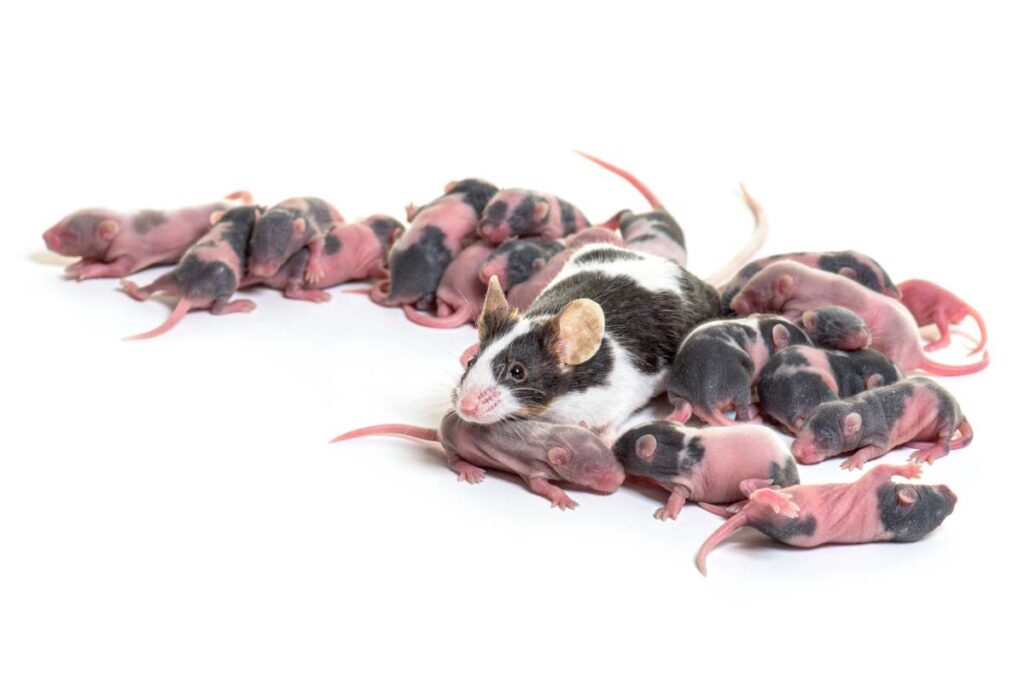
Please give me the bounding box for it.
[575,150,663,209]
[330,423,439,444]
[403,304,473,329]
[696,512,751,576]
[703,184,768,287]
[123,299,192,341]
[368,278,396,306]
[918,350,990,376]
[966,306,988,355]
[951,417,974,449]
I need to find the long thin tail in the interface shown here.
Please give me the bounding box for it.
[403,304,473,329]
[330,423,439,445]
[696,512,750,576]
[123,299,192,341]
[951,417,974,449]
[967,306,988,355]
[224,190,254,204]
[575,150,663,209]
[703,184,768,287]
[918,350,990,376]
[342,286,373,295]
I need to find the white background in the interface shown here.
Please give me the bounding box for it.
[2,2,1020,681]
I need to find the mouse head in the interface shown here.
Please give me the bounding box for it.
[544,424,624,493]
[247,207,309,278]
[730,261,805,316]
[43,210,125,258]
[820,251,900,299]
[479,239,562,290]
[878,482,957,541]
[367,216,406,252]
[612,422,689,482]
[453,277,605,424]
[801,306,872,351]
[790,400,865,464]
[477,189,549,243]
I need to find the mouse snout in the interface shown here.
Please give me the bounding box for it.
[478,220,511,243]
[590,466,625,493]
[457,387,499,421]
[43,227,62,251]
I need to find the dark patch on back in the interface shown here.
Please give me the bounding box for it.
[173,253,238,301]
[324,233,341,256]
[132,210,168,234]
[447,179,499,215]
[825,351,868,398]
[483,200,508,224]
[753,514,818,541]
[507,195,538,236]
[818,252,882,293]
[557,197,583,235]
[757,360,838,430]
[876,381,915,424]
[369,217,403,247]
[387,225,452,300]
[773,347,811,367]
[877,483,955,541]
[304,197,336,231]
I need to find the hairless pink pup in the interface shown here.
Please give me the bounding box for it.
[613,421,799,520]
[331,412,625,510]
[375,179,499,309]
[43,190,252,280]
[790,376,973,470]
[695,461,956,575]
[120,205,262,340]
[247,215,404,303]
[403,242,496,328]
[729,260,990,376]
[477,187,590,244]
[898,279,988,355]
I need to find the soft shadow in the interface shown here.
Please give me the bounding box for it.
[28,250,73,267]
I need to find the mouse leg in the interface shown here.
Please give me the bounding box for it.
[739,478,777,496]
[284,283,332,303]
[64,257,101,276]
[527,477,578,510]
[74,256,134,280]
[211,297,257,315]
[840,444,888,471]
[447,457,486,484]
[654,486,688,521]
[923,310,952,352]
[304,236,327,285]
[909,434,952,465]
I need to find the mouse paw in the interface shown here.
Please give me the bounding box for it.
[653,506,678,521]
[550,492,579,511]
[749,488,800,518]
[840,455,866,471]
[453,461,486,484]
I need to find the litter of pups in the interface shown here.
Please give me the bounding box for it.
[43,152,986,574]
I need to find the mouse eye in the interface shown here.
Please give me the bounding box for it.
[507,361,527,383]
[466,355,478,368]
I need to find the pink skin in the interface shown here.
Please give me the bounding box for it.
[247,197,344,283]
[330,412,625,509]
[246,216,402,303]
[119,207,259,340]
[477,189,589,243]
[730,261,991,376]
[616,422,797,521]
[403,242,496,328]
[790,378,974,470]
[718,250,900,301]
[898,279,988,355]
[43,190,251,280]
[696,462,956,575]
[506,227,623,310]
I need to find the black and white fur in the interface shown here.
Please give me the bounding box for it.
[454,243,721,434]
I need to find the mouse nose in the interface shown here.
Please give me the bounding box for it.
[938,484,958,506]
[43,229,61,251]
[458,394,480,418]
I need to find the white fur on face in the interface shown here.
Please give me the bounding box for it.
[454,318,533,424]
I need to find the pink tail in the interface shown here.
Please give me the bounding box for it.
[343,286,373,295]
[696,512,750,576]
[951,418,974,449]
[224,190,253,204]
[575,150,663,209]
[703,185,768,287]
[696,502,740,518]
[123,299,192,341]
[966,306,988,355]
[330,423,439,444]
[403,304,473,329]
[368,278,398,306]
[918,350,990,376]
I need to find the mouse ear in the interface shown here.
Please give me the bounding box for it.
[771,324,792,348]
[897,487,918,506]
[842,412,862,436]
[865,373,885,389]
[292,217,307,235]
[635,434,658,461]
[478,276,515,338]
[547,446,572,467]
[549,298,604,366]
[800,310,818,331]
[209,210,226,226]
[404,203,418,222]
[838,266,858,280]
[444,180,459,194]
[98,219,120,241]
[775,273,794,297]
[532,257,547,273]
[533,201,550,224]
[601,209,632,230]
